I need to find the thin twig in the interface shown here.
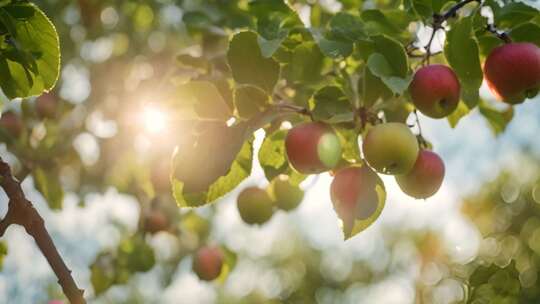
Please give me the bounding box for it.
[410,0,482,63]
[485,23,512,43]
[0,158,86,304]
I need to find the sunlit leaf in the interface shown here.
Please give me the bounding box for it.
[0,3,60,99]
[33,166,63,210]
[227,31,280,93]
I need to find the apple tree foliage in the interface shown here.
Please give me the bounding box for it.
[0,0,538,301]
[169,0,540,239]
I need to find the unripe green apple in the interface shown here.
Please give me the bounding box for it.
[395,150,445,199]
[484,42,540,104]
[285,122,342,174]
[36,92,58,119]
[192,246,224,281]
[269,177,304,211]
[144,210,169,234]
[409,65,460,118]
[0,111,23,137]
[362,123,419,175]
[237,187,274,225]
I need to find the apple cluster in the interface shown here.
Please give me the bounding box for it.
[282,121,445,222]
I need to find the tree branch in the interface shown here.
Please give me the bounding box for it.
[485,23,512,43]
[0,158,86,304]
[410,0,482,63]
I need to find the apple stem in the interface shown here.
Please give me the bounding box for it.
[485,24,512,44]
[0,158,86,304]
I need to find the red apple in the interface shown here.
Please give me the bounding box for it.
[192,246,224,281]
[330,165,385,236]
[285,122,342,174]
[484,42,540,104]
[144,210,169,234]
[0,111,23,137]
[395,150,445,199]
[36,92,58,118]
[409,64,461,118]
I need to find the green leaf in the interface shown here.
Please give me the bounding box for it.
[227,31,280,93]
[361,10,402,36]
[309,85,353,123]
[403,0,433,20]
[216,245,238,283]
[509,22,540,46]
[0,3,60,99]
[367,53,412,95]
[174,81,232,121]
[33,166,63,210]
[251,1,303,58]
[446,101,470,128]
[328,12,367,42]
[335,127,361,162]
[372,35,408,77]
[91,253,116,295]
[117,236,155,273]
[358,66,392,107]
[346,181,385,239]
[444,16,483,109]
[478,100,514,136]
[311,29,353,59]
[234,85,269,120]
[0,241,7,271]
[491,1,539,29]
[259,129,288,181]
[287,41,324,83]
[172,123,253,207]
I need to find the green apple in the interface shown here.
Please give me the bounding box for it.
[362,123,419,175]
[192,246,224,281]
[396,150,445,199]
[237,187,274,225]
[269,176,304,211]
[285,122,342,174]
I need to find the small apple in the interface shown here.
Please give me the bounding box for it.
[144,210,169,234]
[409,64,460,118]
[395,150,445,199]
[285,122,342,174]
[330,165,385,236]
[36,92,58,119]
[484,42,540,104]
[0,111,23,137]
[269,176,304,211]
[362,123,419,175]
[237,187,274,225]
[192,246,224,281]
